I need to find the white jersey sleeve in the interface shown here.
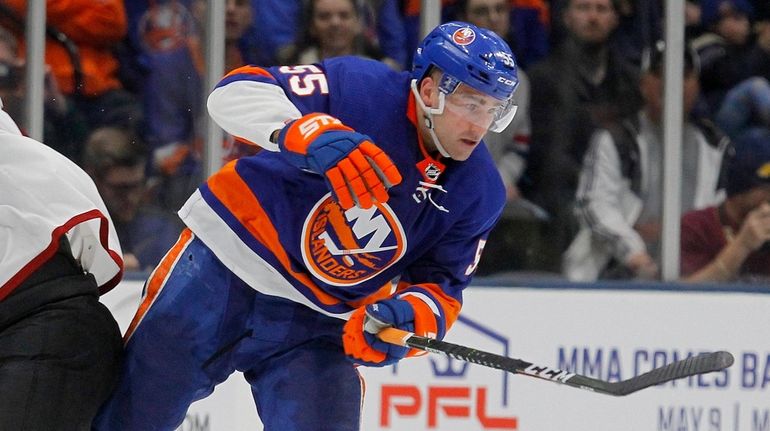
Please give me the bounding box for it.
[207,78,302,152]
[0,131,123,297]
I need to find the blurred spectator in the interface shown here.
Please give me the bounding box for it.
[0,0,141,131]
[611,0,663,67]
[563,41,729,281]
[521,0,641,272]
[402,0,548,68]
[281,0,400,70]
[681,127,770,282]
[454,0,549,69]
[401,0,455,66]
[233,0,407,69]
[81,126,184,272]
[715,76,770,139]
[692,0,770,116]
[358,0,408,69]
[456,0,536,275]
[0,24,88,161]
[136,0,256,211]
[248,0,309,66]
[686,0,707,40]
[549,0,661,59]
[219,0,255,69]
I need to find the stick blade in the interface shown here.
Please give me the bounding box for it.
[610,350,734,396]
[713,351,735,369]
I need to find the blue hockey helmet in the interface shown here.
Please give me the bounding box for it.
[412,21,519,102]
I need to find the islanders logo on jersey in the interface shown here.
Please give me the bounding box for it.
[301,194,406,286]
[452,27,476,46]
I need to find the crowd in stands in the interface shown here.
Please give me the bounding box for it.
[4,0,770,284]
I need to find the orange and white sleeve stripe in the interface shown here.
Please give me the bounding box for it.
[394,280,462,341]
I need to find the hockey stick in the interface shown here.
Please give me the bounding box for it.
[378,328,734,396]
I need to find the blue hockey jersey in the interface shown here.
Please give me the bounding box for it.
[180,56,505,339]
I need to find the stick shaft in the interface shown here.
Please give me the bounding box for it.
[378,328,734,396]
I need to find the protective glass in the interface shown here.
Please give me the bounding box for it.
[441,83,517,132]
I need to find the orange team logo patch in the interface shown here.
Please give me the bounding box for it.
[301,194,407,286]
[452,27,476,46]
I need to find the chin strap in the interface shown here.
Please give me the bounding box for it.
[410,79,451,159]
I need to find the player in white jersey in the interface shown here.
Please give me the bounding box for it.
[0,102,124,430]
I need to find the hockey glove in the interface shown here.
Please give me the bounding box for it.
[343,297,426,367]
[276,113,402,210]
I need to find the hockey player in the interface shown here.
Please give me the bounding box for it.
[0,102,124,429]
[94,21,519,430]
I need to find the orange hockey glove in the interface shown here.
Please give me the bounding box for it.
[342,296,437,367]
[276,113,402,209]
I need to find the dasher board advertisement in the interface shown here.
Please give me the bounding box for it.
[100,281,770,431]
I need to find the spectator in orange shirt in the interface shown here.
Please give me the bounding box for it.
[0,23,88,161]
[0,0,140,131]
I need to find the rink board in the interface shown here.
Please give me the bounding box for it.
[101,281,770,431]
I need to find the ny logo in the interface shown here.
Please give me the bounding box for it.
[413,181,448,213]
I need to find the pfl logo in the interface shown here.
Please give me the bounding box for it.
[452,27,476,45]
[376,315,518,429]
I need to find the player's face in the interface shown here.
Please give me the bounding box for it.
[421,78,498,161]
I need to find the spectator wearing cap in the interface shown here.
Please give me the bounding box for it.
[681,127,770,282]
[563,41,730,281]
[692,0,770,117]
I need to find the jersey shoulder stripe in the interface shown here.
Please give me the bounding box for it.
[215,65,278,89]
[202,162,358,312]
